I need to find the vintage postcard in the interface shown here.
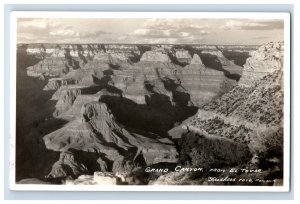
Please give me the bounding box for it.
[9,11,290,191]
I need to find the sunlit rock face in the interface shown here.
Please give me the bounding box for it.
[52,87,81,117]
[239,42,284,87]
[65,172,119,185]
[190,54,204,65]
[175,50,192,64]
[180,53,226,106]
[47,151,89,179]
[25,44,141,78]
[140,51,171,62]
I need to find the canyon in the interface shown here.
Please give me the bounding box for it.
[15,42,283,185]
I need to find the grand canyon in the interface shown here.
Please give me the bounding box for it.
[15,41,284,186]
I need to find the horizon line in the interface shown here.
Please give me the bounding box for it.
[17,42,264,46]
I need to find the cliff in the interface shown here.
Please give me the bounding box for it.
[186,42,284,143]
[44,101,178,176]
[180,54,226,106]
[140,50,171,62]
[172,42,284,185]
[158,42,284,186]
[239,42,284,87]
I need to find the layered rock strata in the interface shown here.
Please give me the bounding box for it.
[163,42,284,186]
[185,42,284,144]
[239,42,284,87]
[44,101,178,176]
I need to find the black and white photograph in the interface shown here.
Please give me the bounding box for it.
[10,12,290,191]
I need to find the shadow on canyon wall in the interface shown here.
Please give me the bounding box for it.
[66,64,197,137]
[174,45,242,81]
[222,50,250,67]
[197,53,241,81]
[90,69,197,137]
[16,47,68,181]
[129,45,152,63]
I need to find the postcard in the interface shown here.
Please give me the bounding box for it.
[9,11,290,191]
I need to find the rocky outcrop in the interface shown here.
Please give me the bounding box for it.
[159,43,285,187]
[43,101,178,175]
[197,69,283,128]
[65,169,149,185]
[180,68,284,187]
[110,51,227,107]
[25,44,141,78]
[175,50,192,64]
[47,151,89,179]
[179,131,251,167]
[63,91,112,118]
[65,172,119,185]
[44,78,78,90]
[177,42,284,186]
[217,45,258,67]
[180,62,226,106]
[52,87,81,117]
[17,178,52,184]
[198,46,234,66]
[239,42,284,87]
[140,51,171,62]
[217,45,260,52]
[190,54,203,65]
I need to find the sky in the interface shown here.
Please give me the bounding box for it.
[17,18,284,45]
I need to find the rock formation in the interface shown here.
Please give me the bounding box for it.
[52,87,81,116]
[239,42,284,86]
[185,42,284,144]
[140,50,171,62]
[180,57,226,106]
[168,42,284,185]
[44,101,178,175]
[65,172,119,185]
[190,54,203,65]
[175,50,192,64]
[47,151,89,179]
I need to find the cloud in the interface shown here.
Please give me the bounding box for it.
[80,30,109,38]
[252,36,268,39]
[16,18,283,44]
[20,20,47,29]
[49,29,108,38]
[133,28,172,37]
[17,18,109,43]
[49,29,79,37]
[18,18,62,31]
[179,32,190,37]
[221,19,284,30]
[131,19,210,43]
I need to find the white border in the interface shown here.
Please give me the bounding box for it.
[10,11,290,19]
[9,11,291,192]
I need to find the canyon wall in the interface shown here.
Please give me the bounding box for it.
[168,42,285,185]
[23,43,244,113]
[239,42,284,87]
